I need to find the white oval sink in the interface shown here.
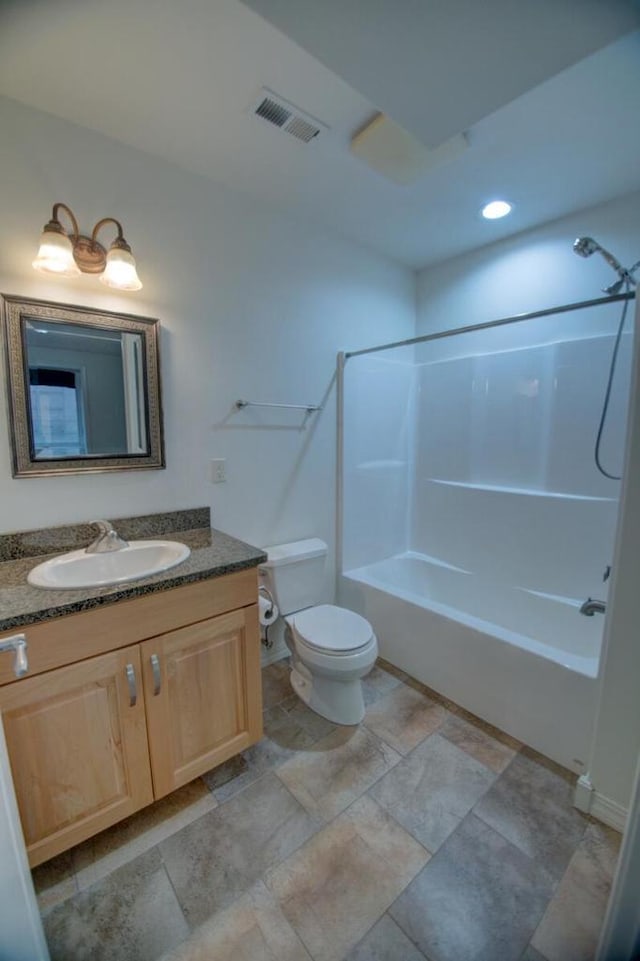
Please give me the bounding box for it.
[28,540,191,590]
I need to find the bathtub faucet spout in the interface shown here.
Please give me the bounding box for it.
[580,598,606,617]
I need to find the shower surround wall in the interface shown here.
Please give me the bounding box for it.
[341,348,415,573]
[412,323,629,603]
[340,302,631,771]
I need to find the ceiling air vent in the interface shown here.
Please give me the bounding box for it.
[252,88,328,144]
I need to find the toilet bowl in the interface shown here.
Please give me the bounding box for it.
[259,539,377,725]
[285,604,378,725]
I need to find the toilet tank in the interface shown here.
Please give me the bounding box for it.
[259,538,327,615]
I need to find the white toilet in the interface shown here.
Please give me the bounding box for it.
[259,538,377,725]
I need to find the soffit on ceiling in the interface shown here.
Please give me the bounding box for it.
[240,0,640,147]
[0,0,639,270]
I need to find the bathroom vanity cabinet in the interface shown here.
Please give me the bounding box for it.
[0,568,262,867]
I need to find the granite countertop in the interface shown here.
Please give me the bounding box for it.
[0,509,267,633]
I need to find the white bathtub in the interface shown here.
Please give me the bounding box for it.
[340,552,602,772]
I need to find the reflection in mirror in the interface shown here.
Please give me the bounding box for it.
[24,320,147,459]
[2,295,164,477]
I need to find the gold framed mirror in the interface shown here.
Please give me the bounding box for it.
[1,294,165,477]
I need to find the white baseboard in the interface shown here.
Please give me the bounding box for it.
[574,773,594,813]
[591,792,628,833]
[574,773,627,832]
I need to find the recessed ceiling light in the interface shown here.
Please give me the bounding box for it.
[481,200,512,220]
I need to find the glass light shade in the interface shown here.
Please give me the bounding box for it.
[481,200,512,220]
[100,246,143,291]
[32,229,81,276]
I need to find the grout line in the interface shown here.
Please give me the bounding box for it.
[341,912,429,961]
[71,792,219,895]
[160,859,194,941]
[386,883,435,960]
[361,698,450,757]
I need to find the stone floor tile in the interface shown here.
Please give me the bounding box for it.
[71,778,216,891]
[531,821,621,961]
[587,818,622,867]
[202,753,249,794]
[345,914,427,961]
[364,682,449,755]
[519,745,577,783]
[362,663,404,706]
[158,880,312,961]
[43,848,189,961]
[440,712,519,773]
[204,706,319,802]
[32,850,77,915]
[375,658,409,683]
[370,732,496,853]
[403,676,459,713]
[280,695,337,741]
[276,725,401,821]
[473,750,588,879]
[521,947,549,961]
[262,662,293,709]
[390,813,554,961]
[161,772,319,926]
[266,795,429,961]
[261,705,320,752]
[453,707,522,748]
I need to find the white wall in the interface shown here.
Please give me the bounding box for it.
[416,190,640,332]
[417,191,640,811]
[0,94,416,592]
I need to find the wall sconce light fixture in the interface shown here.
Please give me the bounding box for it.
[32,202,143,291]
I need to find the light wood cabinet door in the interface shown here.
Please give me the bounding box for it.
[0,645,153,867]
[141,606,262,798]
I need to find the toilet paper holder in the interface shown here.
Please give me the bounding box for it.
[258,584,275,617]
[258,585,278,649]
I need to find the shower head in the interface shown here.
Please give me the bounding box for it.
[573,236,625,274]
[573,236,600,258]
[573,236,636,292]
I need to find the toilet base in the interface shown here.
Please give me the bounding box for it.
[290,666,366,726]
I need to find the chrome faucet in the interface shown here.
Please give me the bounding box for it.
[580,598,606,617]
[86,520,129,554]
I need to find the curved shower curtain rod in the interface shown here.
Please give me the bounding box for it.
[342,291,636,361]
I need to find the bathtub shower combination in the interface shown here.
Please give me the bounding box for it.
[339,273,637,772]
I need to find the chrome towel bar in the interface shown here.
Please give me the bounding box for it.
[235,399,321,413]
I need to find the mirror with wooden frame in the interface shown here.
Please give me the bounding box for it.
[1,295,164,477]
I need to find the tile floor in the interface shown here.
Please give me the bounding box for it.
[33,659,621,961]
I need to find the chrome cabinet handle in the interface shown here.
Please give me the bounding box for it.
[150,654,161,696]
[0,634,28,678]
[125,663,137,707]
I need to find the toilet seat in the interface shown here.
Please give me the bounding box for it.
[289,604,374,655]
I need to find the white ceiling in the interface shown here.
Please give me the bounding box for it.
[0,0,639,269]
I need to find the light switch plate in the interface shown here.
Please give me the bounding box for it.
[210,459,227,483]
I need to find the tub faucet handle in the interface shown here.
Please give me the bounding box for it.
[603,565,611,582]
[580,598,606,617]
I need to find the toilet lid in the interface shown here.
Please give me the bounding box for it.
[291,604,373,653]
